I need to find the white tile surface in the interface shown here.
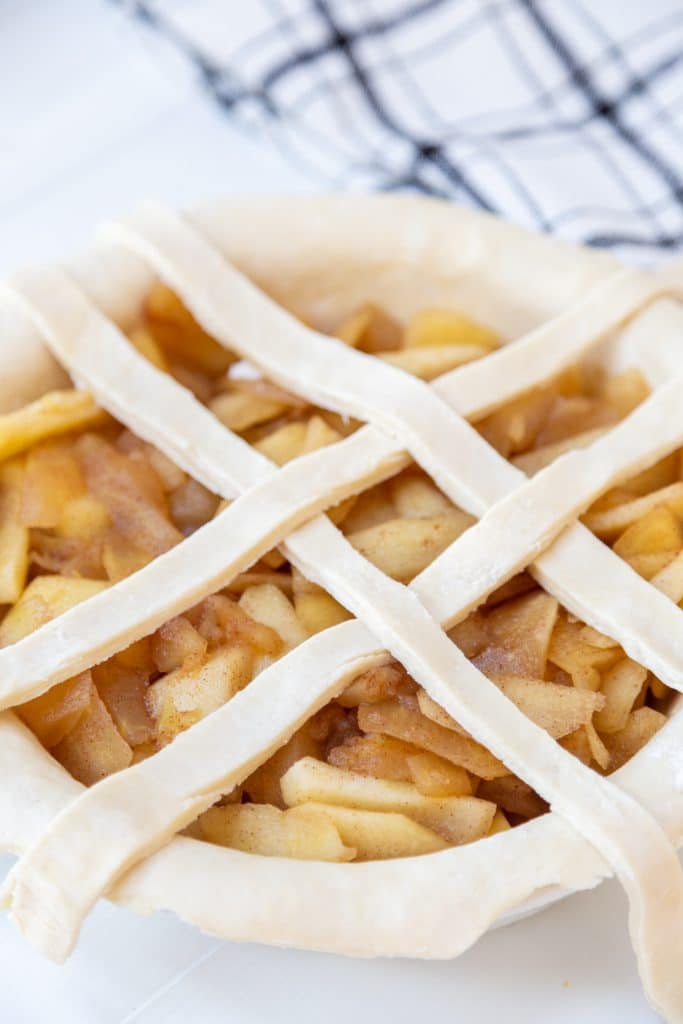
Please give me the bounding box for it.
[0,2,663,1021]
[0,0,313,273]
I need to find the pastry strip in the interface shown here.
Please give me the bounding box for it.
[416,374,683,624]
[109,205,683,677]
[0,425,403,707]
[4,264,683,707]
[434,265,683,420]
[107,205,683,512]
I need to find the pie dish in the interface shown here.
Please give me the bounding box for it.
[1,195,683,1019]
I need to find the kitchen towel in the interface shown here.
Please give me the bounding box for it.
[118,0,683,259]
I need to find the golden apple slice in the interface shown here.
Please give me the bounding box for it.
[584,720,610,770]
[613,505,683,561]
[297,802,447,859]
[77,433,182,557]
[0,390,106,461]
[475,591,558,679]
[404,308,500,349]
[128,327,169,370]
[488,809,512,835]
[601,708,667,772]
[53,686,133,785]
[243,722,323,808]
[338,663,416,707]
[621,452,678,497]
[548,612,620,690]
[168,479,219,533]
[478,388,556,458]
[512,427,607,475]
[328,734,417,781]
[347,511,473,581]
[406,752,472,797]
[146,645,254,745]
[594,658,648,735]
[94,663,155,747]
[198,803,354,862]
[478,775,548,819]
[144,282,234,375]
[281,757,496,844]
[239,583,307,650]
[0,522,29,604]
[57,495,110,540]
[291,570,350,635]
[0,575,108,646]
[359,698,507,779]
[150,615,208,673]
[585,482,683,540]
[18,670,93,749]
[389,471,451,518]
[417,678,604,741]
[380,344,485,379]
[334,304,402,352]
[342,483,396,533]
[209,391,286,432]
[20,441,85,529]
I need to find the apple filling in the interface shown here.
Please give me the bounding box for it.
[0,286,674,863]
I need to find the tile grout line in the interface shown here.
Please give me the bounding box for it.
[119,939,224,1024]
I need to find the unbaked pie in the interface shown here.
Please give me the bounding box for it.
[1,196,683,1019]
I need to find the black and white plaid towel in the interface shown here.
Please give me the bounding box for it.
[119,0,683,260]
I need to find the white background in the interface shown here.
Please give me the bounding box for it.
[0,2,663,1020]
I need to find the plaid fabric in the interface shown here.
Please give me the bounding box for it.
[117,0,683,260]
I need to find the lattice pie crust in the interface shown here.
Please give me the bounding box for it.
[1,196,683,1018]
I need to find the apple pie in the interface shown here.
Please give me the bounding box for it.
[1,196,683,1019]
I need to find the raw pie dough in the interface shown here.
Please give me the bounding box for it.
[0,196,683,1018]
